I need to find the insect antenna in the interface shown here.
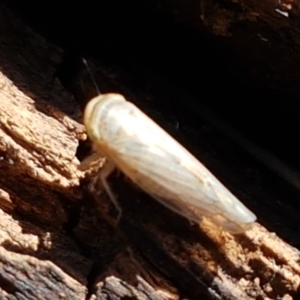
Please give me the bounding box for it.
[82,58,101,95]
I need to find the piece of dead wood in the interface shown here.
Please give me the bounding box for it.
[0,4,181,300]
[0,2,300,300]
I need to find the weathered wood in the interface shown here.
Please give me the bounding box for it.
[0,4,88,299]
[0,4,177,300]
[1,1,300,300]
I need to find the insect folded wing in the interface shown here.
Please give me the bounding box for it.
[83,93,256,233]
[113,137,255,233]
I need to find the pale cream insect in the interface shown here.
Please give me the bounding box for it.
[83,93,256,233]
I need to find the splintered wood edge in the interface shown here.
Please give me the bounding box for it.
[124,209,300,299]
[0,70,84,190]
[0,245,86,299]
[189,222,300,298]
[93,251,179,300]
[0,5,90,299]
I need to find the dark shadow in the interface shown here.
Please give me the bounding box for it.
[2,0,300,172]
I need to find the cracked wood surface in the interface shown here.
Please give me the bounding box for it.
[0,2,300,300]
[0,5,178,300]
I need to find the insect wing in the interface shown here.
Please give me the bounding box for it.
[103,104,255,232]
[83,94,256,232]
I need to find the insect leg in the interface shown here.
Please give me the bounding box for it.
[99,159,122,221]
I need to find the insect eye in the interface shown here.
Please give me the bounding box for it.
[87,126,102,142]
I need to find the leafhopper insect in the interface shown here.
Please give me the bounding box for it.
[83,93,256,233]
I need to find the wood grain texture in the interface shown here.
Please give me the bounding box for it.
[0,4,180,299]
[0,1,300,300]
